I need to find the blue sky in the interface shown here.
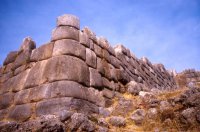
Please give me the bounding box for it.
[0,0,200,72]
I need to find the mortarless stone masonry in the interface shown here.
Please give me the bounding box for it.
[0,14,178,122]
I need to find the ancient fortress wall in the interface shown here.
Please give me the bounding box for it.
[180,69,200,87]
[0,14,176,122]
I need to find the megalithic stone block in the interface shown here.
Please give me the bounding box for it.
[57,14,80,30]
[44,55,90,86]
[53,39,86,61]
[51,26,79,41]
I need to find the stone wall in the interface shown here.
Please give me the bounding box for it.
[0,14,176,122]
[179,69,200,87]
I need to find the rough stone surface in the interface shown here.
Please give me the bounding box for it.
[24,60,47,88]
[30,42,54,61]
[14,89,30,105]
[86,48,97,68]
[53,39,86,60]
[36,97,72,117]
[57,14,80,29]
[0,93,14,110]
[109,116,126,127]
[89,67,102,88]
[44,55,90,86]
[8,104,32,122]
[51,26,79,41]
[127,81,144,95]
[131,109,146,124]
[79,31,90,47]
[3,51,18,65]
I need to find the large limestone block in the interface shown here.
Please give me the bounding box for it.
[30,42,54,61]
[53,39,86,60]
[44,55,89,86]
[0,93,14,110]
[89,68,102,88]
[79,31,90,47]
[14,89,30,105]
[116,69,130,85]
[50,81,87,99]
[103,49,110,63]
[51,26,79,41]
[86,48,97,68]
[82,27,97,43]
[49,81,105,107]
[94,43,103,57]
[3,51,18,65]
[110,55,120,69]
[36,97,72,116]
[0,69,30,94]
[14,51,31,69]
[24,60,48,89]
[19,37,36,52]
[8,104,32,122]
[97,37,109,50]
[57,14,80,29]
[29,84,51,102]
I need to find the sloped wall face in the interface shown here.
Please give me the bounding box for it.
[0,14,176,122]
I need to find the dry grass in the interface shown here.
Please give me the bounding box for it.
[157,87,187,100]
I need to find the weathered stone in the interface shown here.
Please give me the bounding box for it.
[131,109,146,125]
[82,27,97,42]
[112,98,136,116]
[99,107,111,117]
[51,26,79,41]
[98,37,109,49]
[4,63,14,73]
[102,88,114,99]
[36,97,72,117]
[53,39,86,60]
[86,48,97,68]
[109,116,126,127]
[110,64,117,82]
[110,55,120,69]
[3,51,18,65]
[57,14,80,29]
[147,108,158,119]
[114,44,127,55]
[70,98,99,114]
[44,55,89,86]
[68,113,95,132]
[14,65,26,76]
[59,110,73,122]
[86,88,105,107]
[0,109,8,120]
[0,69,29,94]
[94,43,103,57]
[24,60,47,88]
[0,72,12,84]
[29,83,51,102]
[102,77,111,89]
[30,42,54,61]
[89,39,94,50]
[8,104,32,122]
[89,68,102,88]
[126,81,143,95]
[19,37,36,52]
[98,118,109,127]
[102,49,110,63]
[79,31,90,47]
[116,69,130,84]
[0,93,14,110]
[14,89,30,105]
[14,51,31,69]
[180,107,196,124]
